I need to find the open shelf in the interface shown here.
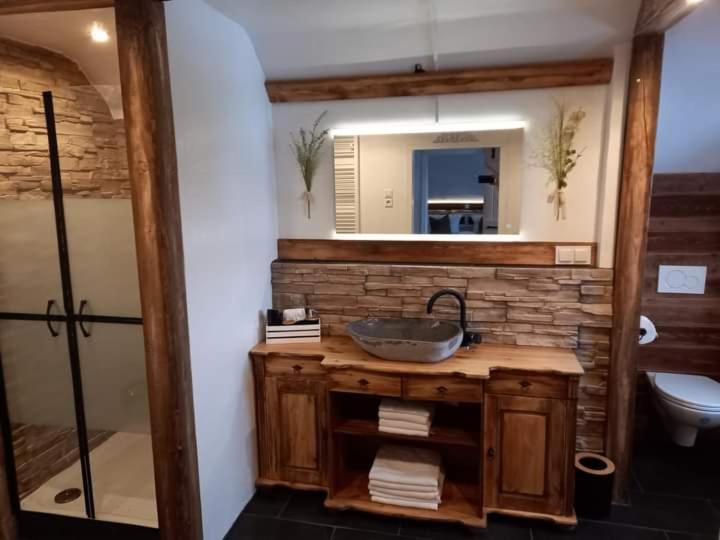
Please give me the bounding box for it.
[327,469,485,528]
[334,418,480,447]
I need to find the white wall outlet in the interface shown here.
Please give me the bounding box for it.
[555,246,574,265]
[657,265,707,294]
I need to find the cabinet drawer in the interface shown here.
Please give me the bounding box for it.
[265,356,325,377]
[329,370,401,397]
[486,372,568,399]
[404,376,483,402]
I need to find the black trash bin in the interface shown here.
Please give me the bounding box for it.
[575,452,615,519]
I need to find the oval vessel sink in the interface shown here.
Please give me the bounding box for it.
[346,318,463,363]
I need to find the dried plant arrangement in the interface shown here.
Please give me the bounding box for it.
[532,101,586,220]
[291,111,329,219]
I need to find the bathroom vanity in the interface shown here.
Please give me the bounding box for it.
[250,337,583,528]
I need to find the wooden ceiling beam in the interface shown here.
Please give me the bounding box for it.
[0,0,113,15]
[635,0,702,35]
[265,58,614,103]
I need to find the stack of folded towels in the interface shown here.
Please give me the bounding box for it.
[369,445,445,510]
[378,398,435,437]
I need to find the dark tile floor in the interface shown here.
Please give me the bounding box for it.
[228,429,720,540]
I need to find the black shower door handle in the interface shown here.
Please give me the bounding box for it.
[45,300,60,337]
[78,300,91,338]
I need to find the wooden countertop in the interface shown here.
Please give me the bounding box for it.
[251,336,583,379]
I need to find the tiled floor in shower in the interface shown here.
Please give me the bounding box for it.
[20,432,158,529]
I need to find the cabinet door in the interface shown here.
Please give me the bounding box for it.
[484,394,568,515]
[265,376,328,486]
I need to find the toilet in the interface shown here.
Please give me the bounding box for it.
[647,372,720,447]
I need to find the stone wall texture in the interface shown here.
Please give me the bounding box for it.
[0,38,130,200]
[272,261,613,453]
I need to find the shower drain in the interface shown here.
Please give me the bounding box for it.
[54,488,82,504]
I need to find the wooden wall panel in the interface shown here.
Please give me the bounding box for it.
[277,239,597,267]
[607,34,664,502]
[266,59,613,103]
[637,173,720,376]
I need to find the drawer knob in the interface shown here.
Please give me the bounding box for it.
[487,447,495,460]
[519,380,532,391]
[357,378,370,387]
[292,364,303,373]
[436,386,449,395]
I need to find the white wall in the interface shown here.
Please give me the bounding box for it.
[273,84,611,244]
[655,0,720,173]
[165,1,278,538]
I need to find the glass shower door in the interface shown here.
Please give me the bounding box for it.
[0,87,157,529]
[0,96,91,519]
[57,86,157,527]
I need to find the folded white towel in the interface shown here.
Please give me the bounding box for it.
[379,398,435,418]
[378,426,429,438]
[369,479,438,493]
[370,489,440,502]
[379,418,431,432]
[371,494,439,511]
[378,411,432,426]
[369,445,442,487]
[369,472,445,502]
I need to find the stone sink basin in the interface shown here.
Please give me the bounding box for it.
[346,318,463,363]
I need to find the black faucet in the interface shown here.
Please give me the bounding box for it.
[426,288,481,347]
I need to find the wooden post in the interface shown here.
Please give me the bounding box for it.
[607,33,664,502]
[114,1,203,538]
[0,431,16,540]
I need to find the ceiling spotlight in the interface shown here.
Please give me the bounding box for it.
[686,0,703,5]
[90,22,110,43]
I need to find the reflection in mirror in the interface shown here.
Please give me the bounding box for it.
[333,129,523,235]
[417,147,499,235]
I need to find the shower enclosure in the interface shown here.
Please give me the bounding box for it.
[0,89,157,530]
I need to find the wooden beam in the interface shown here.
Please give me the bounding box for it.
[266,58,614,103]
[635,0,701,35]
[277,239,597,267]
[115,2,203,539]
[607,33,664,503]
[0,429,16,540]
[0,0,112,15]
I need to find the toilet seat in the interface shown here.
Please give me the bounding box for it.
[654,373,720,412]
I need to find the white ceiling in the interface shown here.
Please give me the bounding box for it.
[207,0,642,80]
[0,7,120,86]
[0,1,641,91]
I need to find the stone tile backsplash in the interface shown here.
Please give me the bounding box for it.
[272,261,613,452]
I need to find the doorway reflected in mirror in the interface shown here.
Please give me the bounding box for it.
[413,147,499,235]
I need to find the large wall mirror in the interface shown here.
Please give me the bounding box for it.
[333,128,523,235]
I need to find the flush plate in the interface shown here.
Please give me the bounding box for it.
[657,265,706,294]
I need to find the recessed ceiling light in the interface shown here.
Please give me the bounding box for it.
[90,22,110,43]
[687,0,703,5]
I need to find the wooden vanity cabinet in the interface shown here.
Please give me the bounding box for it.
[252,354,329,489]
[251,338,583,527]
[483,372,578,520]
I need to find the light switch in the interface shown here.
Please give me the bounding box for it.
[383,188,394,208]
[555,247,574,265]
[657,265,706,294]
[573,246,592,265]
